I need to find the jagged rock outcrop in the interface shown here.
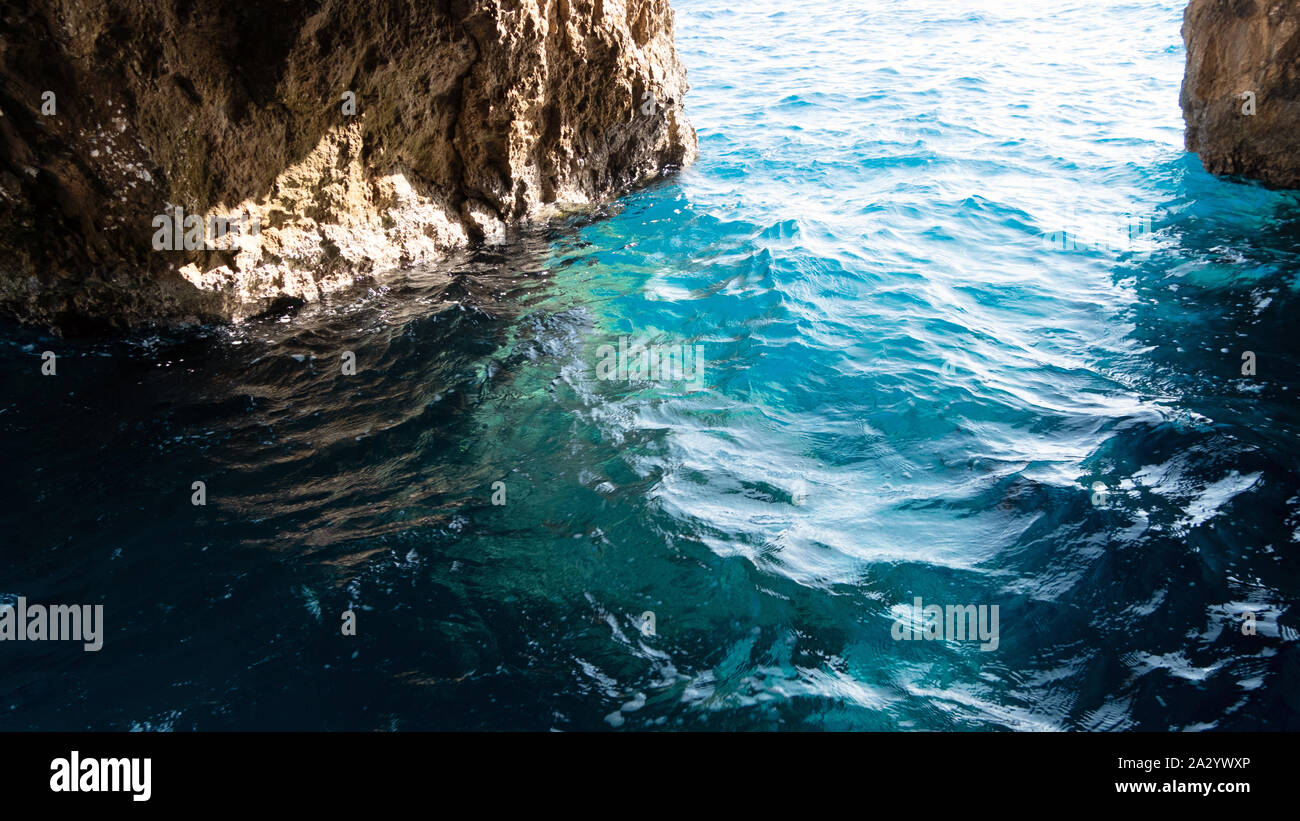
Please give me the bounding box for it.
[1181,0,1300,189]
[0,0,696,330]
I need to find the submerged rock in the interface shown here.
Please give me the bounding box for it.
[0,0,696,329]
[1180,0,1300,189]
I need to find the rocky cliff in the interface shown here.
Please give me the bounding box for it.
[1181,0,1300,188]
[0,0,696,330]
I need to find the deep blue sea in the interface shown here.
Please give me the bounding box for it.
[3,0,1299,730]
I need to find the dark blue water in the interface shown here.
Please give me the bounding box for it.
[3,0,1300,730]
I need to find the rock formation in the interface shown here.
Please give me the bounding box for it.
[0,0,696,330]
[1181,0,1300,189]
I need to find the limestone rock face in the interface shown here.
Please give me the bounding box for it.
[0,0,696,329]
[1180,0,1300,189]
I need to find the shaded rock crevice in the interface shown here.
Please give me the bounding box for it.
[0,0,696,329]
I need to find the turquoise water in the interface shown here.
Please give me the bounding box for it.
[3,0,1300,730]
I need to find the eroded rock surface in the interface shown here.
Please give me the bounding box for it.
[0,0,696,329]
[1181,0,1300,188]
